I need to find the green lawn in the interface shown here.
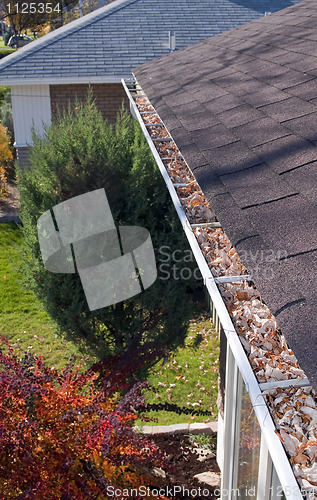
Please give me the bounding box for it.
[137,313,219,425]
[0,223,98,370]
[0,48,16,59]
[0,223,219,424]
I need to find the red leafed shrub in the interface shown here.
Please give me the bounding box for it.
[0,337,166,499]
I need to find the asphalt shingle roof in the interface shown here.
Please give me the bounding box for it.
[0,0,303,84]
[134,0,317,392]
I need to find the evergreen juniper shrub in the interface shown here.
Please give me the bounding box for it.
[17,97,202,371]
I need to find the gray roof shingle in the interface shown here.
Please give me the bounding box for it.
[0,0,303,84]
[134,0,317,391]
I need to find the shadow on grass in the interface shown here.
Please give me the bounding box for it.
[140,402,212,417]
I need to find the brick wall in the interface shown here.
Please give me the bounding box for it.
[16,146,31,169]
[50,83,129,123]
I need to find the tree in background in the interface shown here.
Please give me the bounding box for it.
[17,97,200,371]
[0,0,79,35]
[60,0,98,25]
[0,336,167,498]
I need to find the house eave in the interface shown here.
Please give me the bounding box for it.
[0,75,134,87]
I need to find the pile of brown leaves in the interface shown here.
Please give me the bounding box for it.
[132,91,317,494]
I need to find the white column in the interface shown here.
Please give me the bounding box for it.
[11,85,51,148]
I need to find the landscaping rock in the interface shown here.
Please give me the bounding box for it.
[189,422,218,435]
[196,448,216,462]
[135,420,217,437]
[152,467,166,479]
[194,471,221,488]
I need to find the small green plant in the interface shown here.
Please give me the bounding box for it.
[188,433,217,452]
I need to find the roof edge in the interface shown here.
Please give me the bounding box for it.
[0,0,140,72]
[1,75,133,86]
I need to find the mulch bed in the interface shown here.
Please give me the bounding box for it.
[0,181,20,220]
[150,433,221,499]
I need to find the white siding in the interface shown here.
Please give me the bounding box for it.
[11,85,51,148]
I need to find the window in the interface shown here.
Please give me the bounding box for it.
[221,345,293,500]
[235,384,261,498]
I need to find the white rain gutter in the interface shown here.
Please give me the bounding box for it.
[122,77,304,500]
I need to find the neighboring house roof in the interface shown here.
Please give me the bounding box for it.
[0,0,303,85]
[134,0,317,391]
